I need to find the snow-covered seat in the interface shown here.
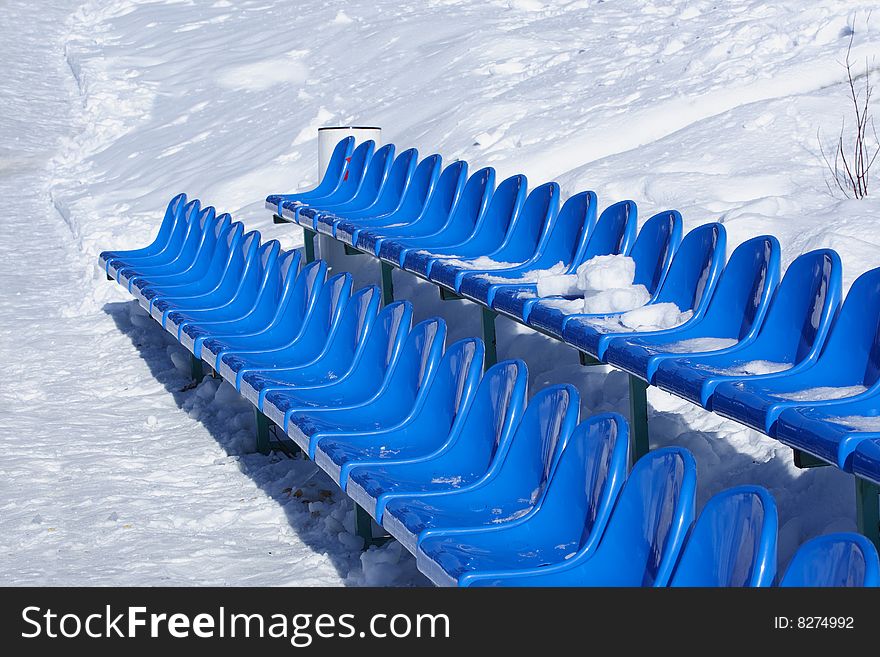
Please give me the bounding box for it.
[428,182,559,294]
[652,248,841,409]
[560,222,726,359]
[604,235,780,384]
[712,266,880,436]
[455,190,596,308]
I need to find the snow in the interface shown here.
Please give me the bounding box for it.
[776,385,868,402]
[827,416,880,432]
[721,360,793,376]
[577,254,636,292]
[1,0,878,586]
[662,337,740,354]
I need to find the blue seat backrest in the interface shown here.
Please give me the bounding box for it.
[420,160,468,221]
[751,249,842,361]
[467,174,527,250]
[297,272,352,342]
[326,285,381,360]
[393,154,445,218]
[386,318,447,396]
[330,140,375,200]
[630,211,683,294]
[653,223,726,311]
[780,532,880,587]
[152,193,188,247]
[270,250,302,305]
[576,200,637,265]
[493,384,580,496]
[374,147,418,208]
[543,191,597,267]
[577,447,697,586]
[670,485,778,587]
[813,267,880,386]
[451,359,528,471]
[277,260,327,328]
[357,143,396,201]
[358,300,414,376]
[314,136,354,196]
[543,413,630,553]
[419,338,485,427]
[492,182,559,261]
[441,167,496,239]
[696,235,780,339]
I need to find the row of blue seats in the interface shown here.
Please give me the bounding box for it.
[99,210,879,586]
[263,137,880,486]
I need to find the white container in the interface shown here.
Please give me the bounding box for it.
[317,126,382,179]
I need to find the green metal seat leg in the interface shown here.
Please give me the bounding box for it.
[481,307,498,371]
[628,375,650,464]
[302,228,316,263]
[856,478,880,550]
[190,354,205,382]
[355,503,392,548]
[381,262,395,306]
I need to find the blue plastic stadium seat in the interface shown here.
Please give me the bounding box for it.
[345,359,529,522]
[226,272,353,398]
[311,338,485,482]
[180,250,302,359]
[450,191,596,312]
[280,140,376,226]
[711,266,880,435]
[560,222,726,358]
[115,199,207,288]
[236,284,381,404]
[429,182,558,294]
[160,232,266,336]
[131,211,233,306]
[265,136,354,214]
[605,235,780,383]
[315,149,433,240]
[389,167,496,271]
[297,143,397,230]
[351,161,469,254]
[496,200,642,325]
[280,318,447,454]
[257,301,414,432]
[653,249,842,409]
[669,485,778,587]
[100,193,188,275]
[410,174,526,282]
[381,384,580,553]
[202,259,326,372]
[416,412,630,587]
[779,532,879,587]
[176,240,283,348]
[333,156,453,248]
[464,447,696,587]
[853,438,880,486]
[435,182,560,297]
[773,395,880,470]
[147,225,254,326]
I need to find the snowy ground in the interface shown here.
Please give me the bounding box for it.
[1,0,878,585]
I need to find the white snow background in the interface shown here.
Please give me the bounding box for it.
[1,0,879,585]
